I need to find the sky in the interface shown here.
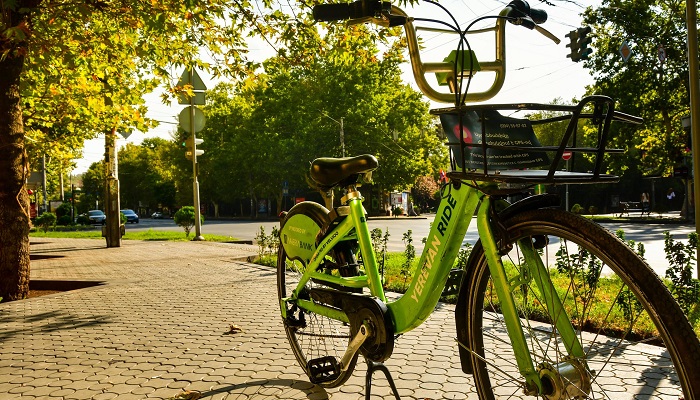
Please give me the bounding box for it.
[72,0,600,175]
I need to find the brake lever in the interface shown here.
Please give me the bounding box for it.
[349,11,406,28]
[508,15,560,44]
[347,16,373,26]
[535,25,560,44]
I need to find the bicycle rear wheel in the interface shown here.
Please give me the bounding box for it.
[461,208,700,400]
[277,204,359,388]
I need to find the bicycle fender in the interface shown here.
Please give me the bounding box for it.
[497,193,561,220]
[280,201,330,265]
[454,193,560,374]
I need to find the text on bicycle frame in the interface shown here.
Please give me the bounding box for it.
[410,184,457,303]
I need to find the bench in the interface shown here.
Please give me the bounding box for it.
[618,201,651,217]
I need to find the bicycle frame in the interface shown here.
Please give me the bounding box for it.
[281,180,585,392]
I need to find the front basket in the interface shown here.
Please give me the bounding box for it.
[431,96,632,185]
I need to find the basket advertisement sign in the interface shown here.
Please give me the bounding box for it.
[439,110,550,170]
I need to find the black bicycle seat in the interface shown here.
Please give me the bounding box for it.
[310,154,379,188]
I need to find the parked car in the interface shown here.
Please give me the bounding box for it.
[87,210,106,225]
[120,209,139,223]
[151,211,164,219]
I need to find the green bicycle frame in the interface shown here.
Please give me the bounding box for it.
[284,181,584,392]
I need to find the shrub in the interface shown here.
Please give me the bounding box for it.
[174,206,204,238]
[35,212,57,233]
[76,214,91,225]
[571,204,584,214]
[255,226,280,260]
[371,228,390,275]
[664,231,700,313]
[588,205,598,215]
[55,202,72,219]
[392,206,404,217]
[400,230,415,290]
[57,215,73,226]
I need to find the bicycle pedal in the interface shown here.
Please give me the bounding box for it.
[441,268,465,297]
[307,356,340,383]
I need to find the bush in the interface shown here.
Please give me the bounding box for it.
[55,202,72,219]
[664,231,700,313]
[571,204,584,214]
[173,206,204,238]
[255,226,280,261]
[57,215,73,226]
[392,206,404,217]
[35,212,57,233]
[588,205,598,215]
[76,214,91,225]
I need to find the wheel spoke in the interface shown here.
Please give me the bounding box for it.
[466,209,698,400]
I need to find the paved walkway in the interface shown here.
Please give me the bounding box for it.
[1,238,476,399]
[0,238,685,399]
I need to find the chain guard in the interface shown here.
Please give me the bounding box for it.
[310,288,394,362]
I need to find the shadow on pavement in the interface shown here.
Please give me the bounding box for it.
[176,378,327,399]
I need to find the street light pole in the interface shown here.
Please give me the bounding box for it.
[323,112,345,157]
[340,117,345,158]
[190,68,204,241]
[686,0,700,279]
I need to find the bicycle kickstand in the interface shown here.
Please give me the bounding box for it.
[364,357,401,400]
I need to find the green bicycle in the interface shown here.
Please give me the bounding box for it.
[277,1,700,399]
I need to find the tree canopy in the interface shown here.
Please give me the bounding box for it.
[198,21,444,216]
[0,0,273,301]
[582,0,691,176]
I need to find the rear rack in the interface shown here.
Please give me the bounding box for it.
[431,95,642,185]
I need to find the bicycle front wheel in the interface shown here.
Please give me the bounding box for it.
[461,208,700,400]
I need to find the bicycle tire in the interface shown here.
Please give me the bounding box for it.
[277,203,359,388]
[461,208,700,400]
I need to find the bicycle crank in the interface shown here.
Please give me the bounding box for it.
[306,322,372,384]
[537,358,591,399]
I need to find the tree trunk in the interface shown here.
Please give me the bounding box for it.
[0,10,31,301]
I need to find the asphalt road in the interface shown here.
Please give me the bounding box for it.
[122,214,696,278]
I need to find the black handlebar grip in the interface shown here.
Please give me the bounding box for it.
[313,3,352,21]
[505,0,547,25]
[530,7,547,24]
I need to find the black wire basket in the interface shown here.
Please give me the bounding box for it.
[431,95,642,185]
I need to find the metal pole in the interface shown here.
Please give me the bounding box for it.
[59,167,64,201]
[340,117,345,158]
[41,154,47,214]
[190,67,204,241]
[687,0,700,278]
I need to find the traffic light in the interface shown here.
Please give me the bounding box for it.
[183,135,204,161]
[577,26,593,60]
[566,29,580,62]
[566,27,593,62]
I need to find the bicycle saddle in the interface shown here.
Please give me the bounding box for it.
[310,154,379,188]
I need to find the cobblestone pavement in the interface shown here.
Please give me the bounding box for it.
[0,238,676,399]
[1,238,479,399]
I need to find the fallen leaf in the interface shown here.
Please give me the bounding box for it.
[226,324,243,334]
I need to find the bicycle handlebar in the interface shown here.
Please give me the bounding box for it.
[312,0,554,104]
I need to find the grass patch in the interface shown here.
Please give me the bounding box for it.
[30,228,239,242]
[273,250,700,340]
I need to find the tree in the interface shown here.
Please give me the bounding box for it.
[81,162,105,213]
[199,22,445,216]
[0,1,259,301]
[412,175,440,211]
[174,206,203,238]
[117,138,179,212]
[581,0,690,176]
